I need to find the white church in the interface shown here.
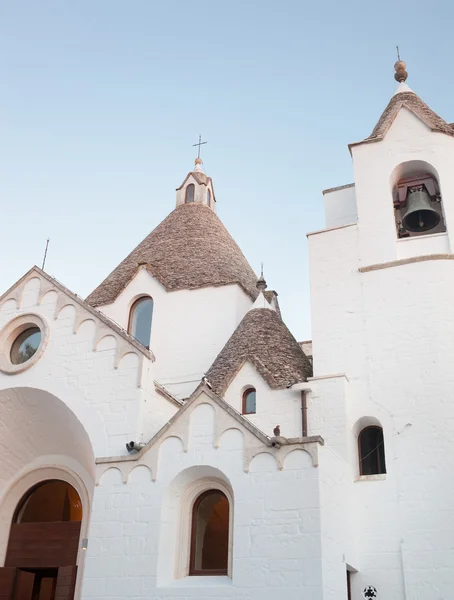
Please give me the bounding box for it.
[0,60,453,600]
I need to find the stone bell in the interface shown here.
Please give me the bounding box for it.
[401,185,440,233]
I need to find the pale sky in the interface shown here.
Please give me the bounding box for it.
[1,0,453,339]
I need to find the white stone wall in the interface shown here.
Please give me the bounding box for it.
[323,184,358,229]
[83,392,323,600]
[223,361,303,439]
[309,104,454,599]
[0,273,148,457]
[99,268,253,400]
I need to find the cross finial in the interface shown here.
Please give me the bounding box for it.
[396,45,401,61]
[193,134,207,160]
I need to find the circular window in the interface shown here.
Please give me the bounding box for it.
[10,327,41,364]
[0,314,48,374]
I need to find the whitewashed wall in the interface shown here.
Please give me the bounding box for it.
[99,268,253,400]
[309,102,454,599]
[223,361,303,439]
[0,273,148,456]
[83,393,323,600]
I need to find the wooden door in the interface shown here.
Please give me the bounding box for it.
[54,566,77,600]
[13,570,35,600]
[0,567,16,599]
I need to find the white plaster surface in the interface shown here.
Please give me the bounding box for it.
[310,98,454,599]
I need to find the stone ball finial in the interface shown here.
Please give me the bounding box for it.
[394,60,408,83]
[256,276,267,292]
[195,157,203,165]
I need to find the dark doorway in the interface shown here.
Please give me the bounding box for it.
[0,480,81,600]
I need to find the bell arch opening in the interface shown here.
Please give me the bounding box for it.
[390,160,446,238]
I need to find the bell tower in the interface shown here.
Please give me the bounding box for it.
[175,158,216,211]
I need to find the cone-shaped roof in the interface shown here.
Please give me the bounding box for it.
[350,88,454,151]
[204,307,313,395]
[86,203,258,306]
[366,90,454,142]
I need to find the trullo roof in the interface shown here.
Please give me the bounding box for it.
[86,203,258,306]
[205,307,313,395]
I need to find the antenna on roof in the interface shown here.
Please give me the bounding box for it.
[41,238,50,271]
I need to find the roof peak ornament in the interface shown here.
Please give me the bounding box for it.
[192,135,207,173]
[256,263,267,292]
[394,46,408,83]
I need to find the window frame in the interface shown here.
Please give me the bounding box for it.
[127,296,153,349]
[185,184,195,203]
[242,387,256,415]
[358,425,386,476]
[189,489,229,576]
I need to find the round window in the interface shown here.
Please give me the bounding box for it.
[10,327,42,365]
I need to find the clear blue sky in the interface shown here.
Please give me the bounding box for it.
[1,1,453,339]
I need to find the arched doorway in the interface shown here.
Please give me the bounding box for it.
[0,480,82,600]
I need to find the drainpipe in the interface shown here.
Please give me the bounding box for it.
[301,391,308,437]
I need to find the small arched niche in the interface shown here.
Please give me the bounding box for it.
[391,160,446,238]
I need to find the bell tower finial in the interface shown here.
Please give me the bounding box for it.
[394,47,408,83]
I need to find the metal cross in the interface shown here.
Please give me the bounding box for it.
[396,45,401,61]
[193,135,207,159]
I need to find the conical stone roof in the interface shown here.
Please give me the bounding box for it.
[350,90,454,150]
[86,203,258,307]
[205,307,313,395]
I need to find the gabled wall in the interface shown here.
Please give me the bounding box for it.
[223,361,303,439]
[351,108,454,267]
[85,391,324,600]
[0,272,153,456]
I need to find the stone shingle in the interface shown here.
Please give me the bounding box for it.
[86,203,258,306]
[352,91,454,148]
[205,308,313,395]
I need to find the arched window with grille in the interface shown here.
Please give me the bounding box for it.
[242,387,256,414]
[185,184,195,203]
[358,426,386,475]
[189,490,229,575]
[128,296,153,348]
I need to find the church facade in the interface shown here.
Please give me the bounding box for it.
[0,62,453,600]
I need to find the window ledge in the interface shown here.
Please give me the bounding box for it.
[163,576,232,588]
[355,474,386,482]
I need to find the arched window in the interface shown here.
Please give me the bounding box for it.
[15,480,82,523]
[207,189,211,207]
[128,296,153,348]
[242,387,256,414]
[190,490,229,575]
[185,184,195,203]
[358,426,386,475]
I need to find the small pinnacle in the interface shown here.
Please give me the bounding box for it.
[394,56,408,83]
[256,276,267,292]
